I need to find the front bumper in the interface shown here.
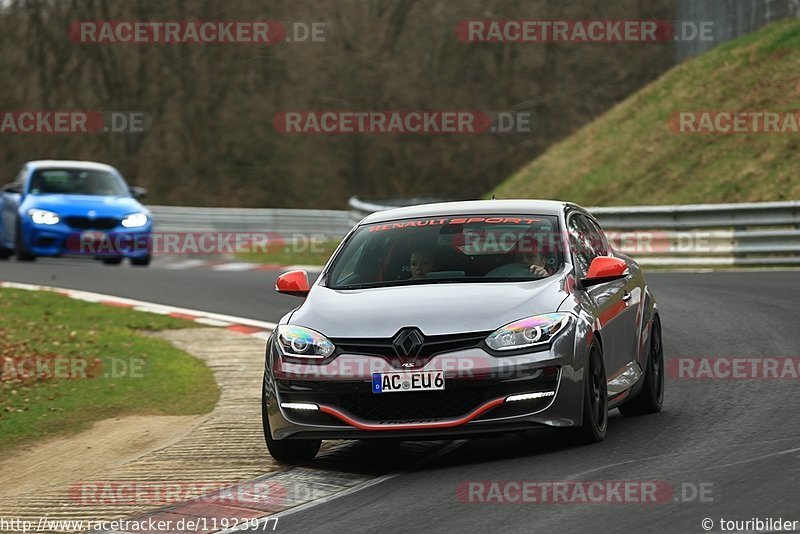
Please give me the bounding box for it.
[264,323,590,440]
[21,220,152,258]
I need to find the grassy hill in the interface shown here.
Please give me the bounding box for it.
[493,20,800,206]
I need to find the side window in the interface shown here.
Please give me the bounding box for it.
[568,214,608,275]
[568,215,594,275]
[581,216,609,257]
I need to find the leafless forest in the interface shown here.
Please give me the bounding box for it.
[0,0,675,207]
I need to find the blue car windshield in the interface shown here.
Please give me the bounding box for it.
[28,169,129,196]
[326,214,565,289]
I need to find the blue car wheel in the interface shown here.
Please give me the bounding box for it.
[15,217,36,262]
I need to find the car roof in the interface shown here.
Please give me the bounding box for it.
[360,199,577,224]
[24,160,120,173]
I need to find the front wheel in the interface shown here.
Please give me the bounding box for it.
[564,340,608,444]
[15,219,35,262]
[261,376,321,463]
[130,255,151,267]
[102,258,123,265]
[619,317,664,416]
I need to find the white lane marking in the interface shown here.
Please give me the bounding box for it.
[194,317,235,327]
[0,281,276,330]
[249,331,272,340]
[705,446,800,471]
[563,452,686,480]
[267,440,467,522]
[212,262,260,271]
[216,441,469,533]
[162,259,211,270]
[562,436,800,480]
[132,306,170,314]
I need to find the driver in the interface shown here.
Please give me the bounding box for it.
[515,235,553,278]
[518,250,550,278]
[410,248,440,279]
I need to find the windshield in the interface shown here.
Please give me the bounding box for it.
[327,214,564,289]
[28,169,129,196]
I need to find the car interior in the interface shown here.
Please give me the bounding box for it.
[332,219,564,287]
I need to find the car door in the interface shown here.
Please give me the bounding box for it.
[568,212,638,380]
[583,215,644,373]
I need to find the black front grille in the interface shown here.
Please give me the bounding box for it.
[65,216,119,230]
[338,387,482,421]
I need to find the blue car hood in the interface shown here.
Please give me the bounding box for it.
[289,273,570,337]
[26,194,147,217]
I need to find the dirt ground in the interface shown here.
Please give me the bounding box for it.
[0,414,205,498]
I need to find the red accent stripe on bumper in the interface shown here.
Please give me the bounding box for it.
[317,397,507,431]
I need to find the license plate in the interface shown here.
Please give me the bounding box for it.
[372,371,445,394]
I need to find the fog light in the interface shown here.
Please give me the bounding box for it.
[280,402,319,410]
[505,391,555,403]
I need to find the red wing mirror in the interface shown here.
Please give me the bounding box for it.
[276,270,310,297]
[581,257,629,288]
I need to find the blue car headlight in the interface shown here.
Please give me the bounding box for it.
[277,325,335,359]
[28,209,60,225]
[121,213,149,228]
[486,313,572,351]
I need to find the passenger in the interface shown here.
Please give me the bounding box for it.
[410,249,439,279]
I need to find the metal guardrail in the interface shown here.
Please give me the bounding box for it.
[348,197,800,267]
[149,205,353,238]
[348,196,445,225]
[590,201,800,229]
[143,199,800,267]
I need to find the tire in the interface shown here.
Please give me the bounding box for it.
[102,258,123,265]
[564,340,608,444]
[130,255,151,267]
[14,219,35,262]
[261,375,321,463]
[619,317,664,416]
[0,245,12,259]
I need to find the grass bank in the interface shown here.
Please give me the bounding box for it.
[0,288,219,451]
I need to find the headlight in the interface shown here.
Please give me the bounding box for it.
[28,209,60,225]
[486,313,571,351]
[121,213,148,228]
[276,325,335,359]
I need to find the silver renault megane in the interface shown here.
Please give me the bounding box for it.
[262,200,664,462]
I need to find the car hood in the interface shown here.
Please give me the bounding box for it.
[25,194,146,217]
[289,274,570,337]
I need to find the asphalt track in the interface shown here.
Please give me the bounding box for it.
[2,258,799,533]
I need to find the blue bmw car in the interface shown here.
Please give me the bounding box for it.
[0,160,152,266]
